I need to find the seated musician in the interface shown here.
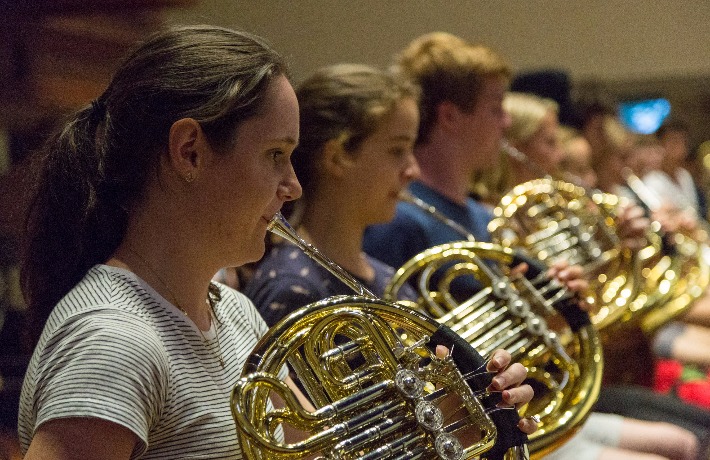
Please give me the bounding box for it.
[18,25,308,459]
[591,115,710,412]
[17,25,537,460]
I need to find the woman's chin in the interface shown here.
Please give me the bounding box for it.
[369,209,397,227]
[237,239,267,266]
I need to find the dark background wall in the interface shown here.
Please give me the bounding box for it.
[168,1,710,82]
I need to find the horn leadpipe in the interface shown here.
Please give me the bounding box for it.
[623,167,710,231]
[621,168,663,211]
[267,212,376,298]
[399,190,477,243]
[500,140,553,180]
[621,167,709,229]
[622,167,710,248]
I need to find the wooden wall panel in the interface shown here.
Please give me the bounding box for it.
[0,1,194,131]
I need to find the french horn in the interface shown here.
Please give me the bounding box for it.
[488,177,659,331]
[231,213,530,460]
[486,142,673,332]
[619,169,710,333]
[386,193,603,459]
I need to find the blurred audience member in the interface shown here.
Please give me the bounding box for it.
[644,119,707,221]
[558,126,598,189]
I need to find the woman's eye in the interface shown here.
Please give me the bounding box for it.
[271,150,284,161]
[389,146,411,157]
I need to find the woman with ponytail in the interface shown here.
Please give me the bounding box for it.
[18,25,304,459]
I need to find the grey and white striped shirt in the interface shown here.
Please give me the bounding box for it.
[19,264,272,459]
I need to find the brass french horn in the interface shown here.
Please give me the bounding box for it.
[619,169,710,333]
[488,177,659,331]
[231,213,530,460]
[385,194,603,459]
[486,143,673,333]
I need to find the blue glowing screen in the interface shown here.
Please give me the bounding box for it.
[618,98,671,134]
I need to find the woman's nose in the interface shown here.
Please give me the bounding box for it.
[278,168,302,202]
[403,154,421,181]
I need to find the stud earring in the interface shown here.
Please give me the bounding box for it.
[185,171,195,183]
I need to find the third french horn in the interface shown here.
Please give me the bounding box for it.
[488,142,710,335]
[619,169,710,333]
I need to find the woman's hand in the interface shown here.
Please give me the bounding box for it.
[486,348,537,434]
[437,346,537,435]
[652,204,699,236]
[546,259,588,295]
[512,260,591,311]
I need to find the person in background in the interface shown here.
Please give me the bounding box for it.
[503,92,566,184]
[469,91,565,205]
[625,120,710,412]
[575,95,619,179]
[624,133,665,181]
[505,90,710,455]
[644,119,707,220]
[558,125,598,189]
[18,25,537,460]
[502,92,647,242]
[243,64,538,435]
[363,32,699,460]
[244,63,422,325]
[363,32,515,263]
[585,115,710,385]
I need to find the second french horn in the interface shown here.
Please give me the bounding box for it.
[385,194,603,459]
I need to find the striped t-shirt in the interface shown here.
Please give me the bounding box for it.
[18,264,272,459]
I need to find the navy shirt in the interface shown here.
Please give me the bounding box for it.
[244,242,417,327]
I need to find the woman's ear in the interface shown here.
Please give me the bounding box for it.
[321,138,355,177]
[168,118,205,183]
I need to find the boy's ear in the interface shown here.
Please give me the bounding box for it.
[437,100,464,133]
[168,118,205,182]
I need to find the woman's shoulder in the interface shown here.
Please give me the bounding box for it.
[243,243,338,326]
[366,255,396,278]
[466,196,494,218]
[46,265,163,331]
[211,281,262,323]
[36,265,187,371]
